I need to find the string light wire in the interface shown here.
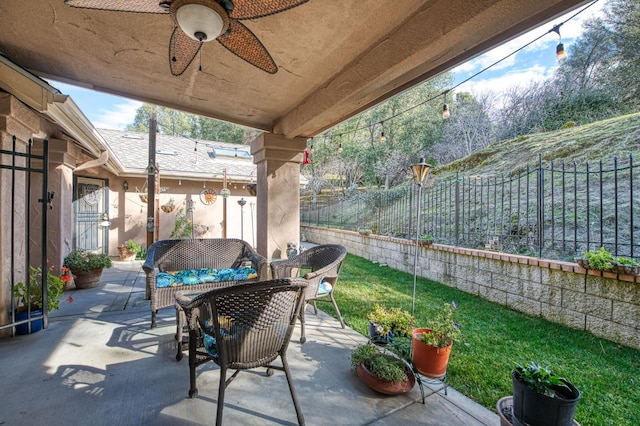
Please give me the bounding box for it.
[317,0,600,140]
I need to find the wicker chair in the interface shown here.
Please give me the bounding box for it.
[176,278,308,426]
[143,238,267,329]
[270,244,347,343]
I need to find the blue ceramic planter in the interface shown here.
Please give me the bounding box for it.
[15,309,43,335]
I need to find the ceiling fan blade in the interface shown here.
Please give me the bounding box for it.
[64,0,169,13]
[169,26,202,76]
[229,0,309,20]
[217,20,277,74]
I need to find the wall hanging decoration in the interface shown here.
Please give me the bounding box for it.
[200,189,217,205]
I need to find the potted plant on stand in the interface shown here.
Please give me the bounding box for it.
[351,343,415,395]
[13,264,67,334]
[367,304,415,344]
[63,249,112,289]
[411,301,461,379]
[117,239,141,261]
[498,361,581,426]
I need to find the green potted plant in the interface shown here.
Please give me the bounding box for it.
[411,301,461,379]
[117,239,141,261]
[510,361,581,426]
[63,249,112,289]
[612,256,640,275]
[350,343,415,395]
[13,264,68,334]
[575,246,614,271]
[418,234,434,246]
[367,304,415,344]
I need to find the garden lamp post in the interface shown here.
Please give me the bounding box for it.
[237,198,246,241]
[411,158,431,315]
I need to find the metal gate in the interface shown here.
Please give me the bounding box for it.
[0,136,50,335]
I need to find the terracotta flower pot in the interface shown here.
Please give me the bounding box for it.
[411,328,452,379]
[117,246,137,261]
[72,268,104,289]
[356,362,415,395]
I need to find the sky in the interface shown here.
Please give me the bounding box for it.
[49,0,608,131]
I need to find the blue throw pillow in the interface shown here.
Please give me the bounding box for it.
[318,280,333,294]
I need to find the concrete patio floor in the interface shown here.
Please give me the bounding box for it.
[0,260,499,426]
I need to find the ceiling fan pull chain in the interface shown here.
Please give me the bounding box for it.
[199,45,203,71]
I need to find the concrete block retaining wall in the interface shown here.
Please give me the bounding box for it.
[302,225,640,350]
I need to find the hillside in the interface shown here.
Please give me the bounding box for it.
[436,112,640,177]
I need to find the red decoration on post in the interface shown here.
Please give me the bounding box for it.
[303,149,312,165]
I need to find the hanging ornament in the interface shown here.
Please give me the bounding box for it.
[303,149,312,165]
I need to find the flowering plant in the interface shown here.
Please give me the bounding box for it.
[367,304,415,336]
[416,301,462,348]
[63,249,112,272]
[14,264,70,312]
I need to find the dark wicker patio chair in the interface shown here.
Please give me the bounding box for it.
[270,244,347,343]
[176,278,308,426]
[143,238,267,329]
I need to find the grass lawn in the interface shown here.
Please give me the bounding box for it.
[317,253,640,426]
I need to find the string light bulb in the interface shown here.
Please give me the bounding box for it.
[380,122,386,142]
[442,92,450,119]
[337,143,343,153]
[442,103,450,119]
[556,42,567,63]
[310,144,315,154]
[551,24,567,63]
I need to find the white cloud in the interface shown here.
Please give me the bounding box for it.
[452,0,608,78]
[91,100,142,130]
[457,64,552,96]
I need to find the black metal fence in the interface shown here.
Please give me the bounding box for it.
[301,154,640,261]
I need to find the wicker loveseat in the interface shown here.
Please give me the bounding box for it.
[143,238,268,329]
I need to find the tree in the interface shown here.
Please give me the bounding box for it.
[432,91,495,164]
[125,103,256,144]
[607,0,640,107]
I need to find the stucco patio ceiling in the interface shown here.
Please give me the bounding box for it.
[0,0,586,139]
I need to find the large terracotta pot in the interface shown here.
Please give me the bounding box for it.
[356,362,415,395]
[411,328,452,379]
[72,268,104,289]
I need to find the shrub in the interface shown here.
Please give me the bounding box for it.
[64,249,112,271]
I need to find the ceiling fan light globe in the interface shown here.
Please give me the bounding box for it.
[176,4,224,42]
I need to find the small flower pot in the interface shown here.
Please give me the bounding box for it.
[117,246,137,261]
[368,320,392,345]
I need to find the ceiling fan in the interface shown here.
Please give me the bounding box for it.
[64,0,309,75]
